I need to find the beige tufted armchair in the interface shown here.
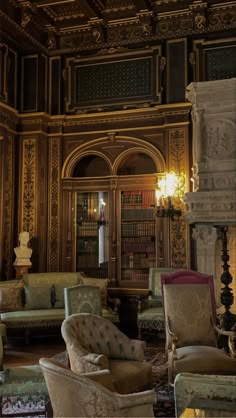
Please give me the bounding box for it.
[61,313,152,394]
[39,357,156,417]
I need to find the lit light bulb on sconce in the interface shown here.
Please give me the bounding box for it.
[156,172,182,220]
[97,198,107,227]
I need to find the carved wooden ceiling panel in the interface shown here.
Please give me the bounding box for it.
[0,0,235,54]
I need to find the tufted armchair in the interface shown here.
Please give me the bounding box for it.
[137,268,179,339]
[61,313,152,394]
[161,270,236,385]
[39,357,156,417]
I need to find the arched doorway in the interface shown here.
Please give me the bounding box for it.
[61,138,166,287]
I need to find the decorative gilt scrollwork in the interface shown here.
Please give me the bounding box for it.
[22,139,36,238]
[48,139,61,271]
[168,128,188,268]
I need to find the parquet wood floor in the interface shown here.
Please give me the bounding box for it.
[3,337,66,368]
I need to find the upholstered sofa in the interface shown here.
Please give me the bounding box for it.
[0,273,118,343]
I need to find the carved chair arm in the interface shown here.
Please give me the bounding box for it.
[83,353,109,368]
[213,322,236,358]
[166,316,178,355]
[116,389,156,410]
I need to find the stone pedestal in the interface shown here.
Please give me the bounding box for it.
[184,78,236,313]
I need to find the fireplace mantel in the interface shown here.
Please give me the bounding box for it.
[184,79,236,312]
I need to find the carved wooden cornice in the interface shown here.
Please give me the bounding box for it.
[0,102,19,133]
[48,104,191,134]
[0,1,235,55]
[10,104,191,136]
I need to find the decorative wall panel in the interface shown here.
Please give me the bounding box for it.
[0,43,7,102]
[167,39,187,103]
[7,48,17,108]
[1,134,14,279]
[193,38,236,81]
[21,56,38,112]
[49,57,61,115]
[168,128,189,269]
[48,138,61,271]
[205,46,236,81]
[66,48,161,112]
[21,138,37,238]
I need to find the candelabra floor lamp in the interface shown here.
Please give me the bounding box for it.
[217,225,236,332]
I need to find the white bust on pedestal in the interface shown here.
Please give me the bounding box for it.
[13,231,32,267]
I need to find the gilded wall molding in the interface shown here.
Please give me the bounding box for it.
[47,138,61,271]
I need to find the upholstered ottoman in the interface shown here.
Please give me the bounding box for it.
[0,365,50,417]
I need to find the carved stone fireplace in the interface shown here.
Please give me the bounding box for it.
[184,78,236,314]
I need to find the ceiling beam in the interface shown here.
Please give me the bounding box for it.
[77,0,99,19]
[35,0,77,8]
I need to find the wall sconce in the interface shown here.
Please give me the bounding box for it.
[97,199,107,227]
[156,173,182,221]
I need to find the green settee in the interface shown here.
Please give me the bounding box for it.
[0,272,118,343]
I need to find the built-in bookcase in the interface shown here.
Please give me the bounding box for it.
[120,190,156,287]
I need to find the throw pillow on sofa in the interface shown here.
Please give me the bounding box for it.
[52,285,65,308]
[0,286,23,312]
[24,286,53,310]
[81,278,109,307]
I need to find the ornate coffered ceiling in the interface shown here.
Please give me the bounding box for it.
[0,0,236,54]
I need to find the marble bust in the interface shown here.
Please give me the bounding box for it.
[13,231,32,266]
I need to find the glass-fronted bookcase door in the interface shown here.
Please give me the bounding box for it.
[119,189,157,288]
[75,191,109,278]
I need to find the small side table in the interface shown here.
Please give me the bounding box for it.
[0,365,50,417]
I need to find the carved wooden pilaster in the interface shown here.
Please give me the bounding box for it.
[21,138,37,237]
[192,225,218,287]
[168,127,189,269]
[47,138,61,271]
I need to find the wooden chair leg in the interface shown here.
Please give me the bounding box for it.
[45,400,53,417]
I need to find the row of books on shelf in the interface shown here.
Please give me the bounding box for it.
[77,254,99,266]
[121,191,155,206]
[78,222,98,236]
[77,240,98,252]
[121,222,155,237]
[121,208,154,221]
[122,239,155,253]
[121,253,155,268]
[121,269,149,282]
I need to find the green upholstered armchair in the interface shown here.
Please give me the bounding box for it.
[64,284,102,318]
[64,282,119,324]
[61,313,152,394]
[40,357,156,417]
[137,268,179,339]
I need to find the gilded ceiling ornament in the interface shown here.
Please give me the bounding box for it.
[194,12,206,30]
[21,10,32,28]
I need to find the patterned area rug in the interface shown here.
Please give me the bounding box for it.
[145,345,175,418]
[2,345,175,418]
